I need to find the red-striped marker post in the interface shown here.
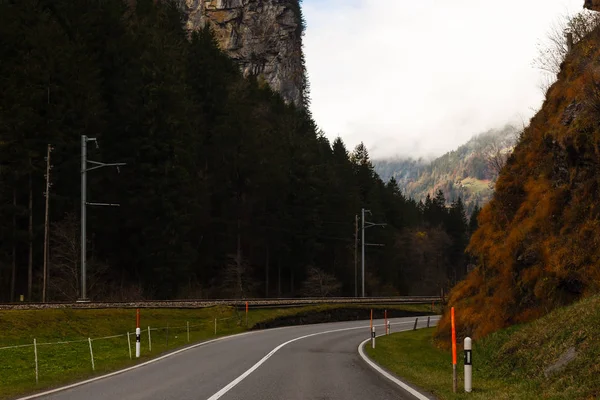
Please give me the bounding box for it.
[136,308,141,358]
[451,307,457,393]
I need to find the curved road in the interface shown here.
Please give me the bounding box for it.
[29,316,439,400]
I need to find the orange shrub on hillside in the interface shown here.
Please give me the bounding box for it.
[435,27,600,345]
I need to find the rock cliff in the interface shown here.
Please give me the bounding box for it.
[176,0,305,106]
[585,0,600,12]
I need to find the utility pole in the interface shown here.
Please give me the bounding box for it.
[354,214,358,298]
[361,208,386,297]
[42,144,53,303]
[80,135,125,302]
[361,209,365,297]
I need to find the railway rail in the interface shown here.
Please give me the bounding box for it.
[0,296,442,310]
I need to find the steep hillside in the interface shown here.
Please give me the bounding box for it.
[370,295,600,399]
[174,0,306,105]
[436,22,600,341]
[374,126,517,214]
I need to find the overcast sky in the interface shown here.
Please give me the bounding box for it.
[302,0,585,159]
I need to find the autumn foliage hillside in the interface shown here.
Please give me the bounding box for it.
[435,26,600,343]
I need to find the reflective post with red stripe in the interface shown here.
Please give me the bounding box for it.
[136,308,141,358]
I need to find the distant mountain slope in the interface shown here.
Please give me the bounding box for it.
[374,125,518,214]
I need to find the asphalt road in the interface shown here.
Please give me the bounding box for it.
[34,316,439,400]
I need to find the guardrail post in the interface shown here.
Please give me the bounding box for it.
[464,337,472,393]
[413,317,418,330]
[371,326,376,349]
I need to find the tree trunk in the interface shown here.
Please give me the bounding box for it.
[236,217,243,297]
[28,172,33,301]
[10,186,16,302]
[277,259,281,297]
[265,244,269,298]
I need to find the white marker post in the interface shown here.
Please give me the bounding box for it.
[387,321,391,335]
[148,326,152,352]
[187,321,190,342]
[464,337,472,393]
[371,326,376,349]
[135,309,141,358]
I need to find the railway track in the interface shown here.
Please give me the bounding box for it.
[0,296,442,310]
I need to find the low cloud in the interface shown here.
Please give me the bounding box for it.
[303,0,583,159]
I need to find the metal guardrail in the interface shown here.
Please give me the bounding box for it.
[0,296,442,310]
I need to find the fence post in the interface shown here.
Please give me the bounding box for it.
[148,326,152,352]
[33,339,39,384]
[371,326,376,349]
[88,338,95,371]
[384,310,388,335]
[127,332,132,360]
[413,317,418,330]
[464,337,472,393]
[187,321,190,342]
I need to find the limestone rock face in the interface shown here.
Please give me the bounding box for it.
[176,0,305,106]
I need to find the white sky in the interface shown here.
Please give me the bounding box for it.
[302,0,585,159]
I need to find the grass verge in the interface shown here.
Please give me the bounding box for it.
[365,295,600,399]
[0,302,434,399]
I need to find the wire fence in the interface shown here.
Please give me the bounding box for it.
[0,314,244,388]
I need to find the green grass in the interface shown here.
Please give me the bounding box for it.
[0,302,433,399]
[365,295,600,399]
[460,177,491,194]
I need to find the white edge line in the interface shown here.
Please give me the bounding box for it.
[206,319,426,400]
[358,326,439,400]
[16,317,438,400]
[15,331,256,400]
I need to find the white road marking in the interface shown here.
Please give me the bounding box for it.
[15,332,256,400]
[358,319,440,400]
[16,316,437,400]
[206,319,423,400]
